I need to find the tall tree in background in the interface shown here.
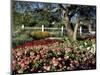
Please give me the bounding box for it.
[58,4,96,40]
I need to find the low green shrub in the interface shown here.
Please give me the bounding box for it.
[12,34,33,48]
[31,31,50,39]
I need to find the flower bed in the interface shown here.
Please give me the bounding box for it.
[13,39,62,49]
[12,39,96,74]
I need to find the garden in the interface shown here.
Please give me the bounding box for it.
[12,30,96,74]
[12,1,96,74]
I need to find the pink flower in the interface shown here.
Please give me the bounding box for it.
[51,57,59,66]
[12,60,16,70]
[65,47,73,52]
[17,51,22,56]
[56,47,61,52]
[12,60,16,64]
[20,63,25,68]
[35,55,40,60]
[74,60,79,66]
[74,60,79,64]
[24,58,30,65]
[58,64,62,68]
[58,57,62,61]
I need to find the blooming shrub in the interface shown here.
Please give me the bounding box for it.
[12,39,96,74]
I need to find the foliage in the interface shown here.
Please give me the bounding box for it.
[31,31,51,39]
[12,34,33,48]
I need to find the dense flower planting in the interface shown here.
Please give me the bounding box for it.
[13,39,62,48]
[12,39,96,74]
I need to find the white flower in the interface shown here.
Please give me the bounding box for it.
[84,42,87,46]
[79,46,83,49]
[43,66,51,71]
[87,47,90,50]
[90,44,95,54]
[18,69,23,73]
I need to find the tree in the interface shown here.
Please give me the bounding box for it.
[58,4,96,40]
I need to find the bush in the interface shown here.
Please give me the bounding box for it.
[31,31,50,39]
[12,34,33,48]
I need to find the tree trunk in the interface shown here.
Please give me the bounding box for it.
[73,19,79,40]
[89,24,92,33]
[63,10,74,39]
